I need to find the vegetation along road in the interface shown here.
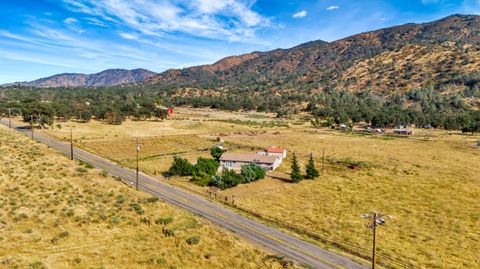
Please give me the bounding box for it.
[0,118,365,269]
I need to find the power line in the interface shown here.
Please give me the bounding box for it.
[362,212,392,269]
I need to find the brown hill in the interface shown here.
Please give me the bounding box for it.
[11,68,156,88]
[145,14,480,101]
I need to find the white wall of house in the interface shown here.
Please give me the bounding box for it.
[220,159,280,171]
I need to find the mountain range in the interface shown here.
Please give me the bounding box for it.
[145,14,480,99]
[5,69,156,88]
[6,14,480,103]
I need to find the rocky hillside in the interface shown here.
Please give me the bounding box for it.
[11,68,156,88]
[146,15,480,100]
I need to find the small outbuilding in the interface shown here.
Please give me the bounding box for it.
[393,129,414,135]
[257,146,287,160]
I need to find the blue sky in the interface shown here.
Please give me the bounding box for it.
[0,0,479,83]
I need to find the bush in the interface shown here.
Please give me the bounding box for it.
[168,156,194,176]
[146,196,159,203]
[186,236,201,245]
[240,164,266,183]
[116,195,126,204]
[85,163,94,169]
[194,157,219,176]
[163,228,175,237]
[211,169,244,190]
[190,171,213,186]
[129,203,144,215]
[51,231,69,243]
[75,167,88,174]
[155,217,173,225]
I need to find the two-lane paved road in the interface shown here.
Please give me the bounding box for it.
[0,118,366,269]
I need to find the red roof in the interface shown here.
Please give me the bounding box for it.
[266,147,286,153]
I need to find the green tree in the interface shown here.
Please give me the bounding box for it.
[210,146,226,162]
[305,153,319,179]
[154,107,169,120]
[105,110,125,125]
[240,163,266,183]
[194,157,219,176]
[290,153,303,183]
[168,156,194,176]
[211,169,243,189]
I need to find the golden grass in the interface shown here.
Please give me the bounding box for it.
[33,108,480,268]
[0,124,298,269]
[217,129,480,268]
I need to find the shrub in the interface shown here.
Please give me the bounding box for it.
[186,236,201,245]
[66,209,74,217]
[194,157,219,176]
[129,203,144,215]
[155,217,173,225]
[146,196,159,203]
[51,231,69,243]
[240,164,266,183]
[116,195,126,204]
[29,261,44,269]
[168,156,194,176]
[211,169,244,189]
[163,228,175,237]
[190,171,213,186]
[84,162,94,169]
[75,167,88,174]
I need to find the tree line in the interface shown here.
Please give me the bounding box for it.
[0,93,169,127]
[0,84,479,133]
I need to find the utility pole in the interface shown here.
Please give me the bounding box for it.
[362,212,390,269]
[322,147,325,175]
[8,108,11,128]
[30,115,34,139]
[70,126,74,160]
[135,138,141,191]
[371,213,377,269]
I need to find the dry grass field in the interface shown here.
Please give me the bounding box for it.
[34,107,480,268]
[0,124,298,269]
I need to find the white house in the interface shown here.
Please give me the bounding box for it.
[219,153,281,171]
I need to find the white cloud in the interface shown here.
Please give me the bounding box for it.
[60,0,270,42]
[86,17,107,27]
[63,17,78,24]
[292,10,307,19]
[326,6,340,10]
[119,32,138,40]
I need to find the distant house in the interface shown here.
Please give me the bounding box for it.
[258,146,287,160]
[393,129,414,135]
[220,153,281,171]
